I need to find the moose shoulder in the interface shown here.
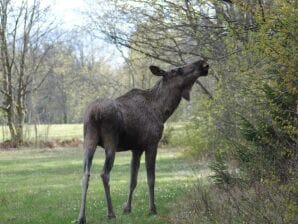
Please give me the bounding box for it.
[77,60,209,224]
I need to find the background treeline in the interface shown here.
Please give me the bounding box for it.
[0,0,297,223]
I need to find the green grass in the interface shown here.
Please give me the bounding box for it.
[0,122,190,142]
[0,147,209,224]
[0,124,83,142]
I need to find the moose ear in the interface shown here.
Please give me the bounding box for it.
[181,87,191,101]
[149,65,166,76]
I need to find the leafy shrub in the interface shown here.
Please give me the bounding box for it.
[169,179,297,224]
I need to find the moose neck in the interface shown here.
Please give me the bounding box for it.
[149,80,182,123]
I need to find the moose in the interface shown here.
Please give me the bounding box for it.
[76,60,209,223]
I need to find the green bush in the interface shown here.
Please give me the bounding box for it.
[173,1,297,223]
[169,179,297,224]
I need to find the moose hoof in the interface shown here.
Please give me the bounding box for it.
[149,208,157,216]
[107,212,116,219]
[75,217,86,224]
[123,204,131,214]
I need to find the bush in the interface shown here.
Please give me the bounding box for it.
[169,178,298,224]
[172,1,298,223]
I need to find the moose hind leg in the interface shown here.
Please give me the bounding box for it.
[123,150,143,214]
[77,138,97,224]
[101,143,116,219]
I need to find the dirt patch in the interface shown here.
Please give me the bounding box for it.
[0,138,82,150]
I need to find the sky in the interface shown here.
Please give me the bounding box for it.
[44,0,87,29]
[40,0,126,67]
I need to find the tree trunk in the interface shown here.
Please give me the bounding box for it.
[7,107,16,141]
[15,99,25,143]
[15,122,24,143]
[63,111,68,124]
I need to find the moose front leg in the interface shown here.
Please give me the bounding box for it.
[123,150,143,213]
[145,147,157,215]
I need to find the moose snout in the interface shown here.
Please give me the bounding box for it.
[194,60,209,70]
[203,63,209,69]
[200,61,209,76]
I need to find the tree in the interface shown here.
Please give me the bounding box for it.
[0,0,57,143]
[30,31,126,124]
[85,1,297,220]
[85,0,221,98]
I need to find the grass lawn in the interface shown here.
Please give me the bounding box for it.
[0,124,84,142]
[0,147,209,224]
[0,122,190,142]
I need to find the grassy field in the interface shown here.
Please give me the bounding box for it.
[0,122,190,142]
[0,124,83,142]
[0,147,209,224]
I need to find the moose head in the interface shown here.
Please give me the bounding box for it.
[149,60,209,101]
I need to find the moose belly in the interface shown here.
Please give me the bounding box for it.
[117,126,163,151]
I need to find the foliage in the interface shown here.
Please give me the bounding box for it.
[159,0,297,222]
[0,0,57,143]
[169,179,297,224]
[174,0,298,180]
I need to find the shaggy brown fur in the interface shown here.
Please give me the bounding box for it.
[77,60,209,223]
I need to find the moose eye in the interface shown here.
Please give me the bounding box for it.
[177,68,183,75]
